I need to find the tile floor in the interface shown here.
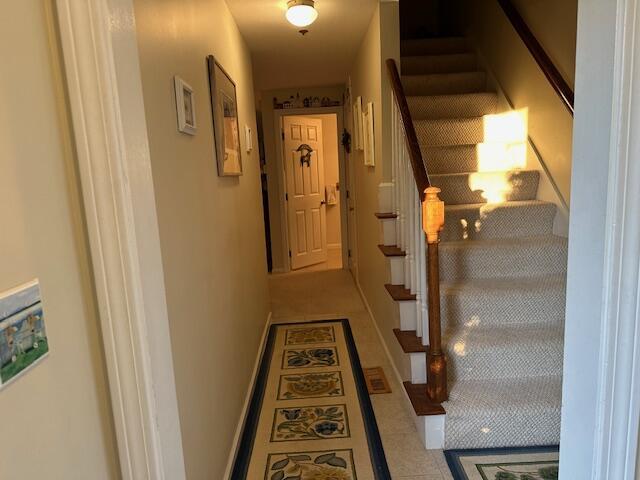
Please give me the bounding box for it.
[269,268,454,480]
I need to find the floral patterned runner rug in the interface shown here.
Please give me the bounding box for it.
[230,319,391,480]
[444,446,559,480]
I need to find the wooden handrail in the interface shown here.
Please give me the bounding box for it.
[385,59,431,198]
[387,57,448,403]
[498,0,574,116]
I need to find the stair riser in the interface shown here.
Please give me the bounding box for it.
[415,117,484,147]
[402,72,486,96]
[408,93,497,120]
[401,54,477,75]
[445,335,564,381]
[441,282,567,328]
[402,38,470,56]
[410,352,427,384]
[441,203,556,241]
[399,301,417,331]
[422,145,479,174]
[381,218,397,246]
[439,239,568,281]
[389,256,404,285]
[431,171,540,205]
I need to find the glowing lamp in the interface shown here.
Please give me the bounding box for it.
[286,0,318,27]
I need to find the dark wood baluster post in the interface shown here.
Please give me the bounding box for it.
[423,186,448,402]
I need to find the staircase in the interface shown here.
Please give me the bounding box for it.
[377,37,567,450]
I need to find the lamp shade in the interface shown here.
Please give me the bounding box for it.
[286,0,318,27]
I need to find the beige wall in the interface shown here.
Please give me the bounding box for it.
[460,0,576,205]
[260,86,345,271]
[132,0,270,478]
[0,2,119,478]
[349,2,410,377]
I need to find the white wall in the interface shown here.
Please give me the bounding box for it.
[559,0,617,477]
[132,0,270,477]
[0,2,119,478]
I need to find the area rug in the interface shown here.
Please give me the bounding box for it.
[445,446,559,480]
[231,319,391,479]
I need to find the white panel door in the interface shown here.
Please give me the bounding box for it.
[283,116,327,270]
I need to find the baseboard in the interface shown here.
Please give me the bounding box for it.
[223,311,272,479]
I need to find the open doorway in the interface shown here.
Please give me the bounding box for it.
[280,113,343,272]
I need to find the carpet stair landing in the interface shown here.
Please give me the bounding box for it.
[398,37,566,449]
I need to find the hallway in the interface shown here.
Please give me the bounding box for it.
[269,269,454,479]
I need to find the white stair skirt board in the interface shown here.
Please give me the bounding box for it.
[389,257,404,285]
[378,182,394,212]
[399,301,417,331]
[409,352,427,384]
[381,218,397,246]
[414,414,446,450]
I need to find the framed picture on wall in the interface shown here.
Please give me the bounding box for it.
[353,96,363,151]
[363,101,375,166]
[207,55,242,176]
[174,76,197,135]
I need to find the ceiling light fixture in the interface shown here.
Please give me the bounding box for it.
[286,0,318,28]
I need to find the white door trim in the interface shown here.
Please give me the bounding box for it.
[273,107,347,272]
[55,1,186,479]
[592,0,640,477]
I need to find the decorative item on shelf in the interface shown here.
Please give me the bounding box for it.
[342,129,351,154]
[282,100,293,109]
[353,96,363,151]
[0,280,49,389]
[363,101,375,166]
[312,96,321,108]
[207,55,242,176]
[294,93,303,109]
[303,97,311,108]
[321,96,330,107]
[174,76,197,135]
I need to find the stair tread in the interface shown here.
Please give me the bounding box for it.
[393,329,428,353]
[441,234,567,249]
[401,37,471,56]
[403,381,446,416]
[384,284,416,301]
[402,71,487,96]
[374,212,397,219]
[446,322,564,345]
[378,244,406,257]
[445,199,551,211]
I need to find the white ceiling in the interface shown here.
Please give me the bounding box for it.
[226,0,378,92]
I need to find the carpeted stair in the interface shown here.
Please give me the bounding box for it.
[401,37,566,449]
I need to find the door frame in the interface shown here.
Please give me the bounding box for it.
[560,0,640,478]
[55,1,186,479]
[273,107,348,272]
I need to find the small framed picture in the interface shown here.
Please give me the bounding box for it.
[363,101,375,166]
[207,55,243,176]
[174,76,197,135]
[353,96,363,151]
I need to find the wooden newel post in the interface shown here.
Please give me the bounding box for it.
[422,186,448,402]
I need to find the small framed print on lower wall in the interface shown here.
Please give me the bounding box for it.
[0,280,49,390]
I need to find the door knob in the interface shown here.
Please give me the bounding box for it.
[321,200,327,205]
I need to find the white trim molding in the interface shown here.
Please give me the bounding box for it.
[562,0,640,478]
[593,0,640,477]
[55,1,186,479]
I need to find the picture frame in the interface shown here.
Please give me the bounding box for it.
[207,55,243,176]
[353,96,363,151]
[0,280,49,389]
[363,101,375,167]
[173,76,197,135]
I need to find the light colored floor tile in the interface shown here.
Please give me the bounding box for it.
[268,269,450,480]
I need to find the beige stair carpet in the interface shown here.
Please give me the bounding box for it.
[400,37,566,449]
